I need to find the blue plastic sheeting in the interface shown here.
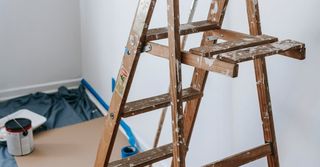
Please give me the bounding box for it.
[0,85,102,167]
[0,147,17,167]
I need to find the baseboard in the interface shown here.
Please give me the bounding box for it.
[0,78,82,101]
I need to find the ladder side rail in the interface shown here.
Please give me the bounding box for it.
[182,0,230,149]
[167,0,186,166]
[246,0,280,166]
[94,0,157,166]
[170,1,230,167]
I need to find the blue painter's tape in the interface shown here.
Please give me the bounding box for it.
[119,120,136,147]
[112,78,116,92]
[81,79,138,151]
[81,79,110,110]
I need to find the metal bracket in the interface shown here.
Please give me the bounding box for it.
[142,44,152,52]
[207,36,219,41]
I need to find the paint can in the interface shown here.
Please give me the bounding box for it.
[5,118,34,156]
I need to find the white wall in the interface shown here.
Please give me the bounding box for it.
[227,0,320,166]
[80,0,320,166]
[80,1,128,103]
[0,0,82,97]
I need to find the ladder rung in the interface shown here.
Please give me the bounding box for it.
[122,88,202,118]
[210,29,255,41]
[215,40,305,63]
[146,20,220,42]
[190,34,278,57]
[203,143,272,167]
[146,42,239,78]
[108,144,173,167]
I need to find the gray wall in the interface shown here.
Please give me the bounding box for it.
[0,0,82,96]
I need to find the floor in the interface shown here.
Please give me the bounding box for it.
[15,117,128,167]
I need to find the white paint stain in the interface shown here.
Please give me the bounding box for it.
[213,1,219,14]
[129,35,135,46]
[256,79,263,85]
[224,70,231,76]
[204,58,216,66]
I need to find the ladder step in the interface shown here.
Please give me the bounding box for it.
[203,143,272,167]
[210,29,255,41]
[208,29,305,60]
[190,34,278,57]
[146,20,219,42]
[146,42,239,78]
[108,144,173,167]
[215,40,305,63]
[122,88,202,118]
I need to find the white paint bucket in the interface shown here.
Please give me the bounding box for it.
[5,118,34,156]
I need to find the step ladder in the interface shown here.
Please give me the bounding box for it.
[94,0,306,166]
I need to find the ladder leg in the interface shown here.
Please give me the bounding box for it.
[253,58,280,167]
[169,1,229,165]
[152,0,199,155]
[167,0,186,166]
[94,0,157,166]
[183,0,230,147]
[167,1,231,166]
[246,0,280,166]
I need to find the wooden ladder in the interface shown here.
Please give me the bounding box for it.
[94,0,306,166]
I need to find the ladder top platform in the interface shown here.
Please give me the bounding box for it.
[146,30,305,78]
[190,37,305,64]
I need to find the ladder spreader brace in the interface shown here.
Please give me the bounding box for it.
[94,0,306,166]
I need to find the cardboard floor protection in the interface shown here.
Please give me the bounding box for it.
[15,118,128,167]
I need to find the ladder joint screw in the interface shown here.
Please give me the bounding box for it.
[109,112,115,119]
